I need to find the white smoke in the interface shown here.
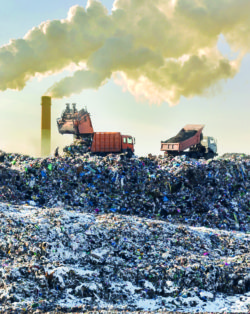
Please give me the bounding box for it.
[0,0,249,105]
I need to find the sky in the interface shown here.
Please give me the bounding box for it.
[0,0,250,157]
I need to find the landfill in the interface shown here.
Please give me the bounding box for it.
[0,144,250,312]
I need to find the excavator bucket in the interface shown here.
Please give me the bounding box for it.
[57,104,94,136]
[57,119,77,134]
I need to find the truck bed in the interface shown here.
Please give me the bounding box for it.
[91,132,122,153]
[161,125,204,152]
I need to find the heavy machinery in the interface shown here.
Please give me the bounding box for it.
[57,103,135,156]
[161,124,217,159]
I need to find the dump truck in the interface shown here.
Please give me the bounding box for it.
[57,103,135,156]
[161,124,217,159]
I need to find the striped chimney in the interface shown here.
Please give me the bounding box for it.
[41,96,51,157]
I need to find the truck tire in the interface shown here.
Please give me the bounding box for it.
[206,152,215,159]
[189,152,198,159]
[126,149,133,158]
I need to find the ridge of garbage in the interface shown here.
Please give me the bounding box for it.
[0,142,250,312]
[0,143,250,233]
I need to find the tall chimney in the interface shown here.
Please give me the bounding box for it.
[41,96,51,157]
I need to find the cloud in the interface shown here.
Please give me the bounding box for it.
[0,0,249,105]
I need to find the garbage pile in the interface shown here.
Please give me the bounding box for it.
[63,139,91,155]
[0,148,250,232]
[162,128,197,143]
[0,202,250,312]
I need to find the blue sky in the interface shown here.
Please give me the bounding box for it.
[0,0,250,157]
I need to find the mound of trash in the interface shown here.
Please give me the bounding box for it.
[0,148,250,232]
[1,147,250,311]
[162,129,197,143]
[0,203,250,312]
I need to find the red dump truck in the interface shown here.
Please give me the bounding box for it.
[161,124,217,159]
[57,104,135,156]
[91,132,134,154]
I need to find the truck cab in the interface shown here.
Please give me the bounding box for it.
[201,136,217,154]
[121,135,135,154]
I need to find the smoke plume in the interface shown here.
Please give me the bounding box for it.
[0,0,249,105]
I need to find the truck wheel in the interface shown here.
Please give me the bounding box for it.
[206,152,214,159]
[189,152,198,159]
[126,149,133,158]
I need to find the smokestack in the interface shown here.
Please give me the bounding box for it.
[41,96,51,157]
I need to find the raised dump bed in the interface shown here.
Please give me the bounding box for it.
[161,125,204,152]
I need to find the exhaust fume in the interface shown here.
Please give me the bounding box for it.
[0,0,249,105]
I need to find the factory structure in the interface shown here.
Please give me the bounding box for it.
[41,96,51,157]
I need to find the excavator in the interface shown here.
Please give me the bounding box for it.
[57,103,135,156]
